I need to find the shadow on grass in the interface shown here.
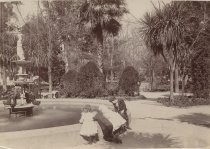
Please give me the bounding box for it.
[108,132,182,148]
[176,113,210,128]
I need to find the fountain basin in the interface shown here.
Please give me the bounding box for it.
[0,103,82,132]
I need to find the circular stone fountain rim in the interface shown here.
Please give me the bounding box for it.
[0,99,114,149]
[0,98,112,133]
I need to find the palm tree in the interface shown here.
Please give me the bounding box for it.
[0,2,18,91]
[79,0,128,73]
[141,2,187,101]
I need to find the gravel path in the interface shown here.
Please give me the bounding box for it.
[0,95,210,149]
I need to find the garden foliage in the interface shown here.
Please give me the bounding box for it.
[59,70,80,97]
[78,62,107,98]
[119,66,140,96]
[157,96,210,107]
[191,50,209,99]
[60,62,107,98]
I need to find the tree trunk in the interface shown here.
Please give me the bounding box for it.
[97,43,103,74]
[169,67,174,102]
[2,66,7,91]
[181,75,185,97]
[62,42,69,73]
[48,24,52,98]
[174,66,179,93]
[110,35,114,82]
[151,69,156,91]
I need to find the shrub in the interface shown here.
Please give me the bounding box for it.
[79,87,108,98]
[59,70,80,97]
[105,82,119,96]
[107,88,119,96]
[78,61,105,98]
[157,95,210,107]
[119,66,139,96]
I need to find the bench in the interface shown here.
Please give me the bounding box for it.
[41,91,59,99]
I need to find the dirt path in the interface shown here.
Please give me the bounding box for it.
[0,98,210,149]
[72,100,210,148]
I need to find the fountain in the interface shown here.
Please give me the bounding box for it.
[3,30,41,117]
[13,32,33,104]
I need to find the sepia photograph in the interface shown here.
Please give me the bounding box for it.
[0,0,210,148]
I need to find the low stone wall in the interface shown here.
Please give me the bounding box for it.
[39,98,113,108]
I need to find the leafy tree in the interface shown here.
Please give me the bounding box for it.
[102,35,125,81]
[175,1,210,96]
[140,2,208,101]
[184,2,210,98]
[22,11,64,90]
[0,2,18,91]
[141,1,210,100]
[22,15,48,68]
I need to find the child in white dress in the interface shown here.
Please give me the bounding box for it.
[79,105,99,144]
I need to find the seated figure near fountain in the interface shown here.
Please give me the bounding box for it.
[24,86,40,105]
[2,86,18,107]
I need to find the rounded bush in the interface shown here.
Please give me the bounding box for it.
[78,62,105,98]
[59,70,80,97]
[119,66,140,96]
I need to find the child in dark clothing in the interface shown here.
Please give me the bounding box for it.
[94,106,124,144]
[94,110,114,142]
[109,97,131,129]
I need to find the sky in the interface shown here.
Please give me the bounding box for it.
[7,0,172,28]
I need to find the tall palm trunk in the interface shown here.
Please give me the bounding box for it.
[48,23,52,98]
[169,61,175,102]
[47,1,53,98]
[169,67,174,101]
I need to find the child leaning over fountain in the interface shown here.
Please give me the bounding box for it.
[79,105,99,144]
